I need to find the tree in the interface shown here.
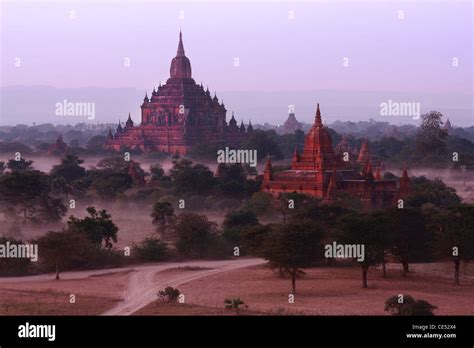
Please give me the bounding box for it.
[222,209,259,247]
[416,111,448,156]
[86,135,107,151]
[337,213,385,288]
[174,212,219,258]
[35,230,93,280]
[241,224,273,256]
[0,170,66,222]
[6,158,34,172]
[51,176,72,199]
[37,196,68,223]
[329,191,363,211]
[90,172,132,199]
[290,203,349,232]
[151,201,175,237]
[223,210,259,230]
[243,130,283,160]
[245,192,273,216]
[261,220,324,294]
[215,164,248,197]
[133,238,168,262]
[67,207,119,248]
[385,295,437,316]
[88,157,135,199]
[169,158,214,195]
[430,205,474,285]
[371,211,393,278]
[372,137,406,162]
[406,176,461,208]
[150,163,165,181]
[50,154,86,183]
[386,208,430,276]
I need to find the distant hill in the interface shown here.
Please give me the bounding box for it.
[1,86,472,127]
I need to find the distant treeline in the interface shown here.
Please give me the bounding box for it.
[1,111,473,168]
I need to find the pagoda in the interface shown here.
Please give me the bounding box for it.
[281,112,302,134]
[262,104,409,209]
[47,135,68,156]
[106,32,250,154]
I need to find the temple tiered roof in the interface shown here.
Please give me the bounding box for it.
[105,32,251,154]
[262,104,409,209]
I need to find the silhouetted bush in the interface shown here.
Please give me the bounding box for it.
[132,238,168,262]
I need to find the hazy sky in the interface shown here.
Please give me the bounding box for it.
[1,0,472,94]
[0,0,472,127]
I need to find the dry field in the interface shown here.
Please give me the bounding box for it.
[0,270,130,315]
[140,262,474,316]
[0,261,472,316]
[134,302,261,315]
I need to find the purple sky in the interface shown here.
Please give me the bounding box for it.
[0,1,472,126]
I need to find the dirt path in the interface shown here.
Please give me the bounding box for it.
[0,258,266,315]
[102,258,266,315]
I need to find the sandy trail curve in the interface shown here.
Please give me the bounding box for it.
[0,258,266,315]
[102,258,265,315]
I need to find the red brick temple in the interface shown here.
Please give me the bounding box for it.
[106,32,251,154]
[262,104,410,209]
[47,135,68,156]
[281,112,302,134]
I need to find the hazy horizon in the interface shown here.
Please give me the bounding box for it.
[1,0,473,126]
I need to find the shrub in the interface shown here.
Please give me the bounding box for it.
[224,298,247,311]
[174,212,223,259]
[245,192,273,216]
[132,238,168,262]
[158,286,180,302]
[385,295,437,316]
[81,247,126,269]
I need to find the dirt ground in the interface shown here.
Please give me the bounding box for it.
[0,270,130,315]
[140,262,474,315]
[0,261,472,316]
[134,302,262,315]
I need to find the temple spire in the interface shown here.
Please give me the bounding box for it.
[263,154,274,181]
[375,166,382,180]
[401,164,409,182]
[177,30,185,57]
[364,157,374,180]
[292,145,300,166]
[357,138,370,164]
[315,103,322,127]
[397,163,411,200]
[327,164,338,198]
[247,119,253,132]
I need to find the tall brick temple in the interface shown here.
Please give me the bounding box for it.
[106,32,251,154]
[262,104,409,209]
